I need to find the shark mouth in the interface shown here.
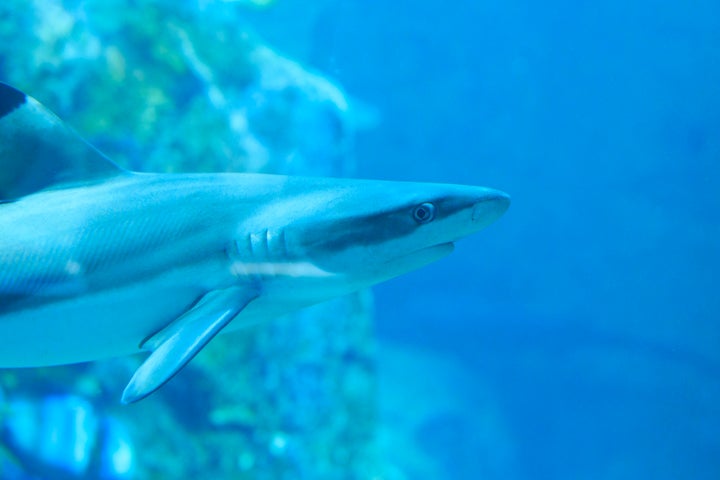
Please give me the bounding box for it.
[420,241,455,261]
[382,242,455,272]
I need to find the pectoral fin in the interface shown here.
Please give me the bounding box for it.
[121,286,258,404]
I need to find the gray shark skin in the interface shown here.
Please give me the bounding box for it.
[0,83,510,403]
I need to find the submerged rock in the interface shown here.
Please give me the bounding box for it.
[0,1,378,478]
[0,394,134,479]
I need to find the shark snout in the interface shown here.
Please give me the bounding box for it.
[471,189,511,226]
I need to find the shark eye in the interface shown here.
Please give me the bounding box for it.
[412,203,436,224]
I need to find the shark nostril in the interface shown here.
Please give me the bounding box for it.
[471,202,486,222]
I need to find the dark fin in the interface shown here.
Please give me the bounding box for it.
[120,286,259,404]
[0,83,126,202]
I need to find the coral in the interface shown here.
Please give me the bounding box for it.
[0,1,376,478]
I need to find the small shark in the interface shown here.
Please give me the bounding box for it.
[0,83,510,403]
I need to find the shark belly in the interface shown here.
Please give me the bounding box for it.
[0,262,224,367]
[0,176,249,367]
[0,259,335,367]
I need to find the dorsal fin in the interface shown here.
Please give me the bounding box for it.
[0,82,126,201]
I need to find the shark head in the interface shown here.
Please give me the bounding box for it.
[268,178,511,290]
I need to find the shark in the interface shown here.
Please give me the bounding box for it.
[0,82,510,404]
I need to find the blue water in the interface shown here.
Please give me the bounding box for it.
[0,1,717,478]
[251,1,720,478]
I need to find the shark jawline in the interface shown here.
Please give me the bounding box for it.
[384,242,455,265]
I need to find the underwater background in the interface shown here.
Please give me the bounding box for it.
[1,0,718,479]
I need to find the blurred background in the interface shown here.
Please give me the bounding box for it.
[1,1,719,479]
